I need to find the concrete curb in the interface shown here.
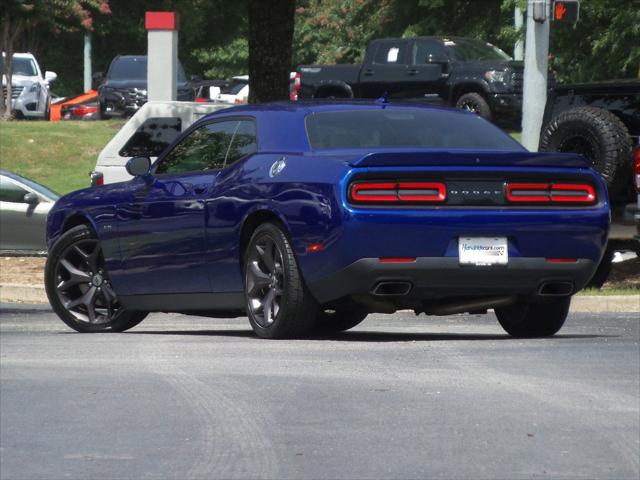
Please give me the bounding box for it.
[571,295,639,313]
[0,284,47,304]
[0,283,638,312]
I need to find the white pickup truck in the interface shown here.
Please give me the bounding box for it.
[92,101,229,185]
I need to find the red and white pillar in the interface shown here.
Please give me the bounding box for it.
[145,11,179,102]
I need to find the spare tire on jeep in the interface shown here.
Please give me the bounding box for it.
[539,106,632,195]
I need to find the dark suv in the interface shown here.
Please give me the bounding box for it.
[97,55,194,118]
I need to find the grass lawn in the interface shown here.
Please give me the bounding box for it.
[0,119,124,194]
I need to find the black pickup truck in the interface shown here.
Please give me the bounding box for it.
[297,36,524,124]
[539,79,640,286]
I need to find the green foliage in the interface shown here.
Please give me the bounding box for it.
[194,37,248,80]
[13,0,640,98]
[549,0,640,82]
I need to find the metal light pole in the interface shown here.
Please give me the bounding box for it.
[514,6,524,61]
[521,0,551,151]
[83,32,92,92]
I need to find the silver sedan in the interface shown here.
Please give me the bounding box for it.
[0,170,59,255]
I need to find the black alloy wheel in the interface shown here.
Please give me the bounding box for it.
[45,225,147,332]
[245,235,285,328]
[244,223,318,339]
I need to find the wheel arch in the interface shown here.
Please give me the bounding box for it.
[238,208,293,262]
[314,81,354,99]
[451,81,489,104]
[62,212,97,234]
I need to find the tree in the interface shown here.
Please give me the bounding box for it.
[248,0,295,103]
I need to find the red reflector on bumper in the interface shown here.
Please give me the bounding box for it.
[545,258,578,263]
[379,257,416,263]
[306,243,324,252]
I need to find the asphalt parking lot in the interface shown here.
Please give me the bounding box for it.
[1,304,638,480]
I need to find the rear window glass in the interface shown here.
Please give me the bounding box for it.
[119,117,182,157]
[305,109,523,151]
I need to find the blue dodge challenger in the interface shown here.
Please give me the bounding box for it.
[44,101,609,338]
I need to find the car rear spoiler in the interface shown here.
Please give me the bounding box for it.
[347,150,590,169]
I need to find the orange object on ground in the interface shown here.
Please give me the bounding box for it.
[49,89,98,121]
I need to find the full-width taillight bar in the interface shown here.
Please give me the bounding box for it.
[350,181,447,204]
[506,182,596,204]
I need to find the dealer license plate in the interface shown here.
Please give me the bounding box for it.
[458,237,508,266]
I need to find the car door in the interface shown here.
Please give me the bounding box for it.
[117,120,238,295]
[359,39,410,99]
[403,39,450,102]
[0,176,49,252]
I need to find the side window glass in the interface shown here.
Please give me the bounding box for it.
[412,41,446,65]
[373,42,405,64]
[0,177,29,203]
[154,121,237,175]
[225,120,257,167]
[119,117,182,157]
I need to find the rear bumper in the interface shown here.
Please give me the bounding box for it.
[307,257,597,305]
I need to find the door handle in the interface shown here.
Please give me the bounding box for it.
[363,69,375,76]
[407,69,419,75]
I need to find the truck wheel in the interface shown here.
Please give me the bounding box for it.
[495,297,571,338]
[585,245,614,289]
[455,92,492,121]
[539,106,632,195]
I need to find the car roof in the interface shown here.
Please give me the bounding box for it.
[203,99,465,118]
[0,170,59,200]
[1,52,36,59]
[198,100,475,152]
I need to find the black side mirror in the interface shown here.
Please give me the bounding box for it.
[23,192,40,206]
[190,75,202,83]
[426,54,449,64]
[92,71,104,89]
[126,156,152,177]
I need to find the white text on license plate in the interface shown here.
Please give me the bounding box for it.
[458,237,508,266]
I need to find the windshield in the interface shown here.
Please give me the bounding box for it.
[1,56,38,77]
[305,108,523,151]
[3,173,59,200]
[445,39,511,62]
[223,80,248,95]
[107,57,186,81]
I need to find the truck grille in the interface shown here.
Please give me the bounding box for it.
[511,71,523,92]
[2,85,24,99]
[123,88,147,107]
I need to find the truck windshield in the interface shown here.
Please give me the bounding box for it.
[446,39,511,62]
[108,57,187,81]
[305,108,523,151]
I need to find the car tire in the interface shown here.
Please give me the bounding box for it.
[585,245,615,289]
[455,92,492,120]
[244,222,318,339]
[539,106,632,196]
[495,297,571,338]
[45,225,147,333]
[315,309,368,333]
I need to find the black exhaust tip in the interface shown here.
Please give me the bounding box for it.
[538,282,574,296]
[371,281,412,296]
